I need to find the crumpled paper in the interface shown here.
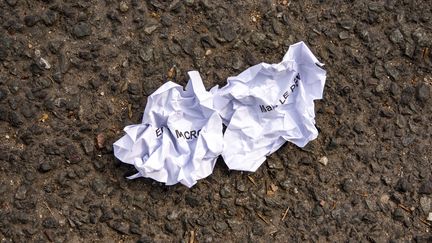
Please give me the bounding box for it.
[113,71,223,187]
[214,41,326,172]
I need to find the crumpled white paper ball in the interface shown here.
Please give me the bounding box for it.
[114,71,223,187]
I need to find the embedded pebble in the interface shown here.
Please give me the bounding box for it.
[318,156,328,166]
[73,23,92,38]
[0,1,431,241]
[416,83,430,102]
[420,197,431,213]
[119,1,129,12]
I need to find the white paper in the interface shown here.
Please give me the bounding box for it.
[214,41,326,172]
[113,71,223,187]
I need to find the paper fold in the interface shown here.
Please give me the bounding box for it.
[114,71,223,187]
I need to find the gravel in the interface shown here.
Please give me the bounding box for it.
[0,1,431,242]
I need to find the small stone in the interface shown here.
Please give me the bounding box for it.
[39,162,52,173]
[374,65,386,79]
[119,1,129,12]
[267,158,283,169]
[0,107,8,121]
[412,28,429,46]
[53,72,63,83]
[144,25,158,35]
[42,217,59,228]
[91,178,107,195]
[368,2,384,12]
[365,199,378,211]
[179,38,194,55]
[236,181,246,192]
[298,156,312,165]
[34,49,42,57]
[391,193,403,205]
[271,19,283,35]
[89,79,102,89]
[220,185,232,198]
[168,0,182,11]
[401,136,415,147]
[231,56,244,71]
[9,112,23,127]
[227,219,242,232]
[419,181,432,194]
[0,46,8,61]
[137,236,153,243]
[420,197,431,213]
[312,205,323,217]
[24,172,36,182]
[24,15,40,27]
[390,82,400,97]
[252,222,264,236]
[15,186,28,200]
[395,178,412,193]
[64,144,82,163]
[96,133,105,149]
[185,194,200,207]
[384,63,400,81]
[392,208,405,222]
[213,221,228,233]
[166,210,179,221]
[5,0,17,6]
[127,83,141,95]
[427,213,432,222]
[164,222,176,234]
[339,31,349,40]
[48,41,64,54]
[219,25,237,42]
[400,87,415,105]
[353,122,365,133]
[109,220,129,235]
[81,139,94,155]
[342,179,354,193]
[250,32,266,46]
[404,42,415,58]
[235,196,249,207]
[375,82,385,94]
[318,156,328,166]
[339,19,355,30]
[161,15,173,27]
[139,48,153,62]
[39,58,51,69]
[185,0,194,6]
[0,88,8,101]
[128,224,140,235]
[100,208,113,222]
[42,10,58,26]
[389,29,404,44]
[380,194,390,204]
[73,22,92,38]
[416,83,430,102]
[279,180,290,190]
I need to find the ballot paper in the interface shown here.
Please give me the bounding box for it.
[113,71,223,187]
[214,41,326,172]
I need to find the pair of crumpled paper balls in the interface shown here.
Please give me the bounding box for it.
[113,42,326,187]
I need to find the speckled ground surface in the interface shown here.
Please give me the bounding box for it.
[0,0,431,242]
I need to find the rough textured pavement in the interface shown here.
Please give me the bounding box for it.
[0,0,431,242]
